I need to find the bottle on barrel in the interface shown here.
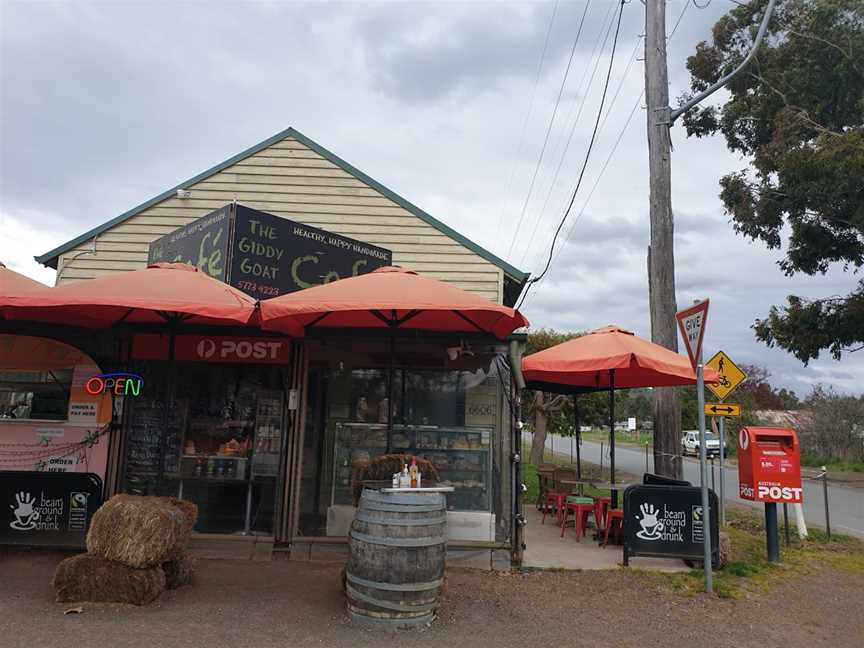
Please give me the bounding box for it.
[399,463,410,489]
[409,456,418,488]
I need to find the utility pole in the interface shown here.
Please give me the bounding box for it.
[644,0,776,480]
[644,0,681,479]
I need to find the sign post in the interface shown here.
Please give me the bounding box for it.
[676,299,712,593]
[705,351,748,527]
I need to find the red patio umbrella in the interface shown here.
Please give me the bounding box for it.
[259,266,529,451]
[0,263,51,299]
[259,266,528,339]
[522,325,718,501]
[2,262,263,329]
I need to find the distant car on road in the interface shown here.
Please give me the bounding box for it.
[681,430,720,457]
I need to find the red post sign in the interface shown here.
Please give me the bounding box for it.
[132,334,291,364]
[737,426,803,503]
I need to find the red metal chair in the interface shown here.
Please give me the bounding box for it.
[601,509,623,547]
[541,491,567,525]
[594,496,611,530]
[560,497,594,541]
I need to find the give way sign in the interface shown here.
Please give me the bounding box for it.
[676,300,709,369]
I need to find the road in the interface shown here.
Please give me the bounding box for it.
[526,433,864,539]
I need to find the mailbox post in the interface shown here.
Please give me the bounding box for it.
[737,427,803,562]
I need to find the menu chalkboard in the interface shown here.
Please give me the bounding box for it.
[147,204,392,300]
[124,397,185,495]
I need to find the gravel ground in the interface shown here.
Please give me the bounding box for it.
[1,549,862,648]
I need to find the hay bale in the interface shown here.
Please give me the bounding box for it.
[53,554,165,605]
[157,496,198,535]
[87,495,187,568]
[162,552,195,590]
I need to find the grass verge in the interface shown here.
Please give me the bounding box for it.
[650,507,864,598]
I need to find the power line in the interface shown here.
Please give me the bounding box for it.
[520,0,693,310]
[505,0,593,261]
[495,1,560,255]
[518,3,623,267]
[522,91,644,311]
[669,0,691,39]
[520,28,643,268]
[515,0,628,311]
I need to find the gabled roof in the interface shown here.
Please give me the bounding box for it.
[35,127,528,284]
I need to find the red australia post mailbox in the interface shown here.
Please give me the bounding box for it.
[738,427,803,503]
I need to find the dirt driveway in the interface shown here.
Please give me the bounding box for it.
[1,549,861,648]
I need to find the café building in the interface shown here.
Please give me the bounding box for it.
[5,127,528,567]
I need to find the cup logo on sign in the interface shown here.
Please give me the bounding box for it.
[196,339,217,359]
[635,503,665,540]
[9,491,40,531]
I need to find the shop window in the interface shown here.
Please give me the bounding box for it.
[296,337,509,540]
[0,369,72,421]
[122,362,286,535]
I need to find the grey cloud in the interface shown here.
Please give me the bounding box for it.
[355,1,633,103]
[2,0,862,396]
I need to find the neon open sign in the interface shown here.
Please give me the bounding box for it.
[85,372,144,397]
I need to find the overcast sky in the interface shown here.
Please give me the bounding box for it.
[1,0,861,397]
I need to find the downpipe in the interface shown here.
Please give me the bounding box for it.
[508,339,527,562]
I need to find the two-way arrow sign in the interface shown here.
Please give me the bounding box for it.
[704,402,741,417]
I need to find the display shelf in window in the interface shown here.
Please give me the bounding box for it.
[252,390,283,478]
[330,422,388,506]
[328,422,493,512]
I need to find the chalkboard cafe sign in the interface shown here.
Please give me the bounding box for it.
[1,471,103,548]
[622,484,719,566]
[147,204,392,300]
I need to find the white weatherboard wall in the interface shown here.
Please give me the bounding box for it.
[56,137,505,303]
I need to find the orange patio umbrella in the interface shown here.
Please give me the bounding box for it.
[522,326,717,500]
[2,262,264,330]
[260,266,529,451]
[0,263,51,300]
[259,266,528,339]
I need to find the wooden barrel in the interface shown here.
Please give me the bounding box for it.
[346,488,447,627]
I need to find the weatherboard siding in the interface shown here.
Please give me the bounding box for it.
[56,136,504,303]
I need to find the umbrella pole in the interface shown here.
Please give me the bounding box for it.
[386,328,395,454]
[573,395,581,480]
[157,323,177,495]
[609,369,616,508]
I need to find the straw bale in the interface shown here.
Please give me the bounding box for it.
[156,496,198,535]
[53,554,165,605]
[87,495,187,567]
[162,552,195,590]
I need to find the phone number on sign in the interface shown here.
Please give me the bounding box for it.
[236,281,280,297]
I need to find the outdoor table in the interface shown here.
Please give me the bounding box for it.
[347,485,454,627]
[558,478,594,496]
[591,482,632,492]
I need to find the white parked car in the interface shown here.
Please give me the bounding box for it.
[681,430,721,457]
